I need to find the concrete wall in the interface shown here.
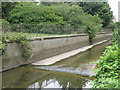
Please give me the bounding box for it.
[1,33,112,71]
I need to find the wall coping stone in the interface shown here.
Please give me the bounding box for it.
[5,32,110,43]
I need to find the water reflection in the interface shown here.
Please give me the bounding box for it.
[2,66,91,89]
[27,71,91,89]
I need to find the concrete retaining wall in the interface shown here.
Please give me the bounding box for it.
[1,33,112,71]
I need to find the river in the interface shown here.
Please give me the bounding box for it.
[2,41,110,89]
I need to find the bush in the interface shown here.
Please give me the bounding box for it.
[8,3,66,25]
[93,24,120,88]
[7,2,102,36]
[83,14,102,44]
[0,19,11,32]
[113,27,119,44]
[10,24,85,34]
[93,45,120,88]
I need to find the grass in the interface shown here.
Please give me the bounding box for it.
[0,32,77,43]
[3,32,71,38]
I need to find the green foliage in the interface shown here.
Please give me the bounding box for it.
[2,2,104,44]
[14,35,31,57]
[0,35,7,55]
[78,2,113,27]
[113,26,119,45]
[0,19,11,32]
[8,2,65,25]
[107,22,116,29]
[7,3,85,34]
[93,45,120,88]
[112,22,120,55]
[2,2,18,20]
[93,22,119,88]
[50,3,84,26]
[83,14,102,44]
[117,22,120,50]
[1,33,31,58]
[10,24,85,34]
[93,22,120,88]
[5,32,67,38]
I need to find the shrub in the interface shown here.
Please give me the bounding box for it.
[83,14,102,44]
[93,44,120,88]
[7,2,102,36]
[93,22,120,88]
[0,19,11,32]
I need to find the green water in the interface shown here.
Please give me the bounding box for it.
[2,41,110,89]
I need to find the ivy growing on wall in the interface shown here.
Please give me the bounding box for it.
[0,19,31,57]
[0,35,7,55]
[0,34,31,58]
[13,35,31,57]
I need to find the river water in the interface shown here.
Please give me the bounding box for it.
[2,41,110,89]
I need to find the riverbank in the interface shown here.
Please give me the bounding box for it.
[32,40,109,66]
[1,33,112,71]
[2,40,110,88]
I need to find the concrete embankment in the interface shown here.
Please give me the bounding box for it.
[1,33,112,71]
[32,40,108,66]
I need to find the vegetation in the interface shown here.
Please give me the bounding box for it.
[4,32,69,38]
[93,23,120,88]
[93,45,119,88]
[0,19,9,55]
[0,35,7,55]
[1,2,105,43]
[1,2,113,57]
[78,2,113,27]
[82,14,102,44]
[1,2,18,20]
[13,35,31,57]
[9,24,86,34]
[2,2,113,25]
[0,19,10,32]
[0,33,31,57]
[0,19,31,56]
[1,1,119,89]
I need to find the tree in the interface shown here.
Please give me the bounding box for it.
[50,3,84,26]
[8,2,66,25]
[78,2,113,27]
[83,14,102,44]
[6,2,103,36]
[0,19,11,32]
[2,2,18,20]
